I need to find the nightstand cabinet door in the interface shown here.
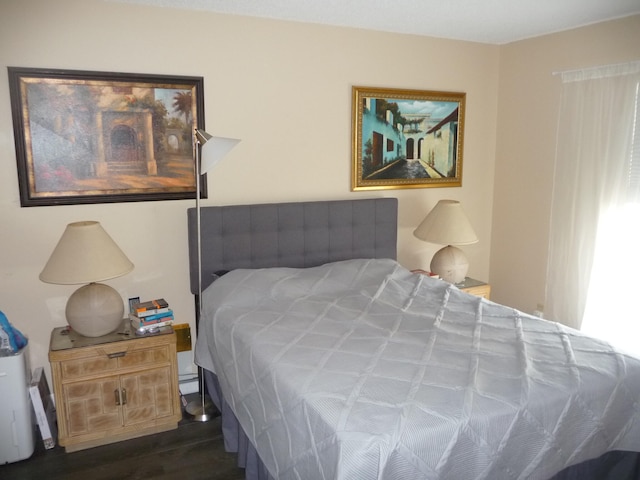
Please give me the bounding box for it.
[49,329,181,452]
[64,376,122,436]
[121,366,175,425]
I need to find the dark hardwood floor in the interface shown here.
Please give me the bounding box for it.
[1,397,245,480]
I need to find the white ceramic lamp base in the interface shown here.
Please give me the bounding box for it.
[66,282,124,337]
[430,245,469,284]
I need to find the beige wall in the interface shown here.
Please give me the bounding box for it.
[0,0,499,376]
[491,15,640,314]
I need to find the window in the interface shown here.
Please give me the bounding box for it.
[545,61,640,355]
[580,80,640,354]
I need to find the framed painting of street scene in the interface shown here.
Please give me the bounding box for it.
[8,67,205,206]
[352,86,465,191]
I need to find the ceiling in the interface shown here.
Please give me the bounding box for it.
[109,0,640,44]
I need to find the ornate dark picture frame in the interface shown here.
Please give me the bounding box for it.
[8,67,205,206]
[352,86,466,191]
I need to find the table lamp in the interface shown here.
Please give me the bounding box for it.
[413,200,478,284]
[40,221,134,337]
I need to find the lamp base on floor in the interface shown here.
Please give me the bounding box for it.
[185,395,215,422]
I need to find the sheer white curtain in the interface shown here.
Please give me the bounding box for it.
[545,61,640,354]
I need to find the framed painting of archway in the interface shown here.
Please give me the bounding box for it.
[8,67,205,206]
[351,86,466,191]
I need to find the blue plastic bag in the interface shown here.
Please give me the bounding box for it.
[0,310,28,355]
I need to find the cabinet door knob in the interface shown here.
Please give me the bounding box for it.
[114,389,121,405]
[121,388,127,405]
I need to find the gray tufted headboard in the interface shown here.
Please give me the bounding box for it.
[187,198,398,294]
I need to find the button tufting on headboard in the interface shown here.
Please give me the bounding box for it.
[187,198,398,294]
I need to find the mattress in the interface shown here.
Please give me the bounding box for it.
[195,258,640,479]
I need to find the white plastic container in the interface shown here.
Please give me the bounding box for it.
[0,346,35,464]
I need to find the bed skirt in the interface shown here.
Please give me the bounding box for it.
[204,369,639,480]
[204,369,274,480]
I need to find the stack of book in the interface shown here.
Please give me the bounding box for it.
[130,298,173,333]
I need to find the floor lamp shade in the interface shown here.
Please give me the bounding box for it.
[195,130,241,175]
[40,221,134,337]
[413,200,478,284]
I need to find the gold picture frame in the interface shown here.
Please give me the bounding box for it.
[352,86,466,191]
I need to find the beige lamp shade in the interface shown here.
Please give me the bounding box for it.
[413,200,478,246]
[40,221,134,284]
[413,200,478,284]
[40,221,134,337]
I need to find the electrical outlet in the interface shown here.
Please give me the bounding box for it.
[173,323,192,352]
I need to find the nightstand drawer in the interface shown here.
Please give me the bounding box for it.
[61,356,118,379]
[117,345,171,369]
[459,278,491,299]
[59,344,170,379]
[461,283,491,299]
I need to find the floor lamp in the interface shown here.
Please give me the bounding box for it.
[185,129,240,422]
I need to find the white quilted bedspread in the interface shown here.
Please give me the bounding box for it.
[195,258,640,480]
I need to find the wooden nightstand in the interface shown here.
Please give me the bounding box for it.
[459,277,491,299]
[412,270,491,300]
[48,320,182,452]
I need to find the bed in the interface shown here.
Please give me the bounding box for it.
[188,198,640,480]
